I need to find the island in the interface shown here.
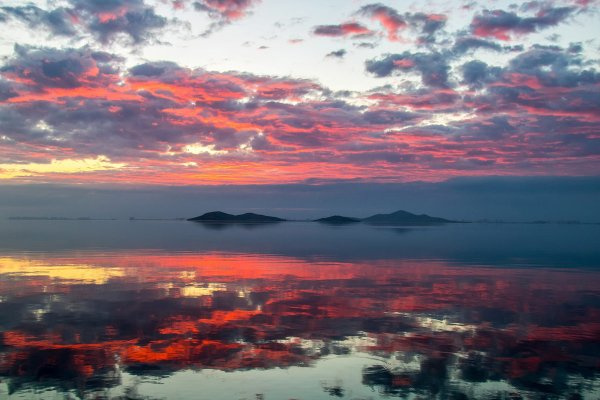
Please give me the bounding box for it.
[187,211,285,223]
[314,215,361,224]
[362,210,456,225]
[187,209,458,226]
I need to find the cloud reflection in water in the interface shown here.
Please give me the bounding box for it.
[0,251,599,398]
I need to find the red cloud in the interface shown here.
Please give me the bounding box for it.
[1,45,599,185]
[195,0,260,21]
[358,4,407,41]
[313,22,373,37]
[2,250,599,394]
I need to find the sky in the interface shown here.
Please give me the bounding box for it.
[0,0,599,218]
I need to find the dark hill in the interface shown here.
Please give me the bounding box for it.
[363,210,454,225]
[187,211,285,222]
[315,215,361,224]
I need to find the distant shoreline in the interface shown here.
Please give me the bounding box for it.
[7,216,597,225]
[7,217,186,221]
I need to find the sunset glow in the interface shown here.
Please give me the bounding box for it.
[0,0,598,185]
[0,2,598,398]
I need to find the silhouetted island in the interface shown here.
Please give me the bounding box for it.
[187,211,285,223]
[187,210,457,225]
[315,215,361,224]
[363,210,455,225]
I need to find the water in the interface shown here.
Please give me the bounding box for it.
[0,220,599,399]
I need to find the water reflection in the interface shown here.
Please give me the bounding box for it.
[1,251,599,399]
[1,220,599,267]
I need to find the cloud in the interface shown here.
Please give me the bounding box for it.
[354,4,447,43]
[365,51,450,87]
[0,0,264,41]
[0,0,168,45]
[354,41,378,49]
[452,36,503,54]
[357,3,406,41]
[0,79,18,101]
[70,0,168,44]
[326,49,347,58]
[130,61,181,77]
[0,45,122,89]
[506,45,595,85]
[406,12,447,43]
[0,43,599,185]
[193,0,260,35]
[194,0,259,20]
[460,60,501,87]
[470,45,600,90]
[315,4,448,45]
[0,5,77,37]
[368,88,460,111]
[471,6,575,40]
[313,23,373,38]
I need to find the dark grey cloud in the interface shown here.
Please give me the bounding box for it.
[406,12,447,42]
[456,45,600,105]
[454,115,517,140]
[519,1,544,12]
[193,0,258,19]
[357,3,405,26]
[362,109,419,125]
[471,6,575,39]
[0,79,18,101]
[0,0,168,45]
[510,45,567,69]
[0,45,122,89]
[365,51,450,87]
[72,0,167,44]
[1,0,260,43]
[312,23,373,37]
[129,61,180,77]
[354,3,447,43]
[313,25,343,36]
[0,5,77,36]
[354,41,378,49]
[460,60,501,87]
[193,0,260,36]
[452,36,503,54]
[451,33,524,55]
[325,49,347,58]
[568,42,583,53]
[508,46,600,87]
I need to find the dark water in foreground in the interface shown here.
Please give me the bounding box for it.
[0,221,599,399]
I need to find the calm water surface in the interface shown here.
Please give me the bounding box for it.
[0,221,599,399]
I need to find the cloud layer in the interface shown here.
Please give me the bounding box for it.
[1,0,168,44]
[0,0,598,185]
